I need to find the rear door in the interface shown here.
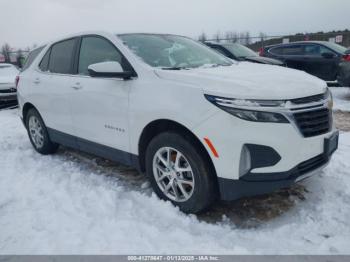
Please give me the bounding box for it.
[68,35,132,157]
[302,44,339,81]
[33,38,78,135]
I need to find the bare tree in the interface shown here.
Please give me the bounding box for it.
[198,32,207,42]
[259,32,266,48]
[245,32,251,45]
[1,43,11,63]
[16,49,25,68]
[239,32,246,45]
[225,31,238,43]
[213,31,221,42]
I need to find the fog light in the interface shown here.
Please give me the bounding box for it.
[239,145,251,177]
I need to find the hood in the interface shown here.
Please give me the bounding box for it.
[154,62,327,100]
[244,56,284,66]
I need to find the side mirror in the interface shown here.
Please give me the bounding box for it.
[88,61,134,79]
[321,52,335,59]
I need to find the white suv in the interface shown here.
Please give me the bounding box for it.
[17,32,339,213]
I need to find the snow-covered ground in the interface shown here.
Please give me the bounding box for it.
[330,87,350,112]
[1,109,350,254]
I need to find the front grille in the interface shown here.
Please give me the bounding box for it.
[293,108,331,137]
[297,154,328,175]
[290,93,325,104]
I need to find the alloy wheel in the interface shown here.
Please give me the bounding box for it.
[152,147,195,202]
[28,115,44,149]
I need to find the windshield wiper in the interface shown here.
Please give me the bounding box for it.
[161,67,189,70]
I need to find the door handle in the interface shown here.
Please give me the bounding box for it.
[33,78,40,84]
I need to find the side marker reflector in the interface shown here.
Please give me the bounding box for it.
[204,137,219,158]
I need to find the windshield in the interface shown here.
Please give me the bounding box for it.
[0,65,18,77]
[322,42,347,54]
[118,34,233,69]
[223,43,257,58]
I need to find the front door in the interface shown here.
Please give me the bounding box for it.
[68,36,133,160]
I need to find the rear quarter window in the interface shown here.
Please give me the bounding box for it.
[268,47,283,55]
[22,46,45,71]
[39,49,51,72]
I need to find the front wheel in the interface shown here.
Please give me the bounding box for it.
[145,132,217,213]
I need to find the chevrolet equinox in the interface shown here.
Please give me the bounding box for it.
[17,32,339,213]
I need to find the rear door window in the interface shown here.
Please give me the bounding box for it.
[269,47,284,55]
[48,38,76,74]
[281,45,303,56]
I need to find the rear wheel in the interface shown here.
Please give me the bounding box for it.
[25,108,59,154]
[145,132,217,213]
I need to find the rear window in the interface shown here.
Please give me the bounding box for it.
[22,46,45,71]
[48,38,76,74]
[322,42,347,54]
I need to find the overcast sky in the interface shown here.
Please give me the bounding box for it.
[1,0,350,49]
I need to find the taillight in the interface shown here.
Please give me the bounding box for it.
[15,75,20,89]
[259,48,264,56]
[342,54,350,62]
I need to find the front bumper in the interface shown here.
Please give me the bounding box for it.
[218,131,338,200]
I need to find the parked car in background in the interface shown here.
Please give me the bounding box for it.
[0,63,19,104]
[205,42,284,66]
[337,49,350,87]
[260,41,350,85]
[18,32,338,214]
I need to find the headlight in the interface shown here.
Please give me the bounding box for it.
[326,88,333,110]
[222,107,289,123]
[205,94,289,123]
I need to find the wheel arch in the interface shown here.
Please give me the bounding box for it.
[138,119,218,181]
[22,102,37,123]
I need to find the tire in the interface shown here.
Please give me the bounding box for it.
[25,108,59,155]
[145,132,217,213]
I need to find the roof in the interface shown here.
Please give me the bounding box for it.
[265,40,334,48]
